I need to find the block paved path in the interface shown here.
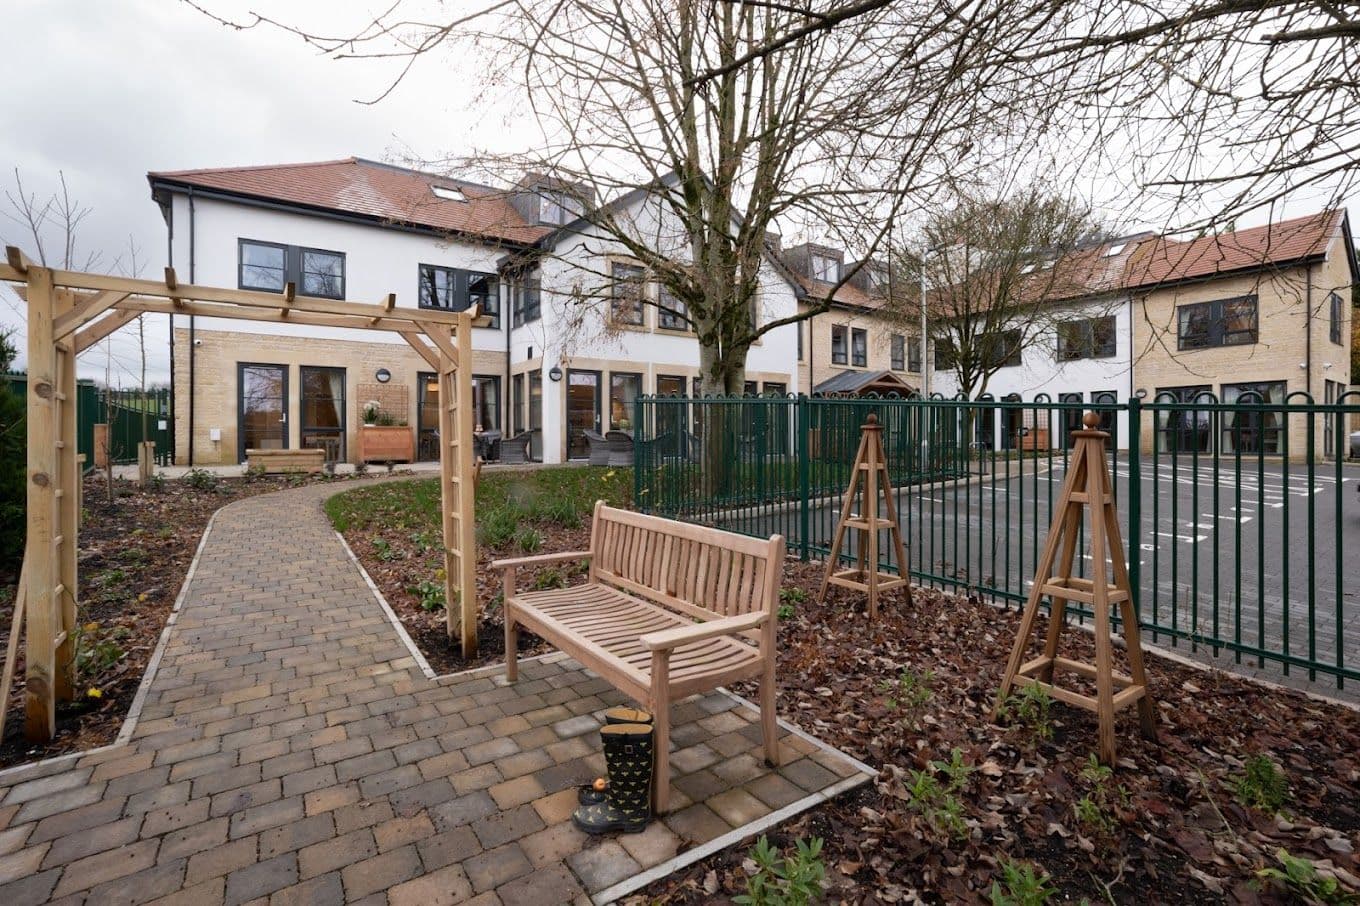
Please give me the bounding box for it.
[0,479,871,905]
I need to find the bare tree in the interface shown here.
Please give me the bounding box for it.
[1,169,103,272]
[887,182,1107,402]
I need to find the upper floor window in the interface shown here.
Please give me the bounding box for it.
[513,274,541,327]
[538,191,581,225]
[1177,295,1257,350]
[1056,315,1116,361]
[891,333,905,370]
[239,240,346,300]
[1329,291,1343,345]
[658,284,690,331]
[418,264,500,329]
[851,328,868,367]
[831,325,847,365]
[610,262,645,326]
[908,336,922,373]
[936,337,956,370]
[797,321,804,361]
[811,253,840,283]
[984,329,1022,368]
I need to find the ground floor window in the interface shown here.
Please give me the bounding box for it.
[528,371,543,461]
[512,374,526,435]
[1059,392,1083,448]
[1092,390,1117,437]
[609,372,642,431]
[1324,379,1345,457]
[656,375,688,441]
[567,370,601,459]
[1221,381,1286,455]
[1155,385,1212,454]
[300,366,345,463]
[417,372,440,462]
[472,375,501,433]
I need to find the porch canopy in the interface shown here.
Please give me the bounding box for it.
[2,247,482,742]
[812,369,918,397]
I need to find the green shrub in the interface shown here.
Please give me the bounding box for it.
[733,835,825,906]
[1236,754,1289,814]
[409,579,445,612]
[182,468,219,492]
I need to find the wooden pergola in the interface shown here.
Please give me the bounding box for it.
[2,247,481,742]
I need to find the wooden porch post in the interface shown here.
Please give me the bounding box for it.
[24,266,58,741]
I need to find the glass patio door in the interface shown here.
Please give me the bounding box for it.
[238,363,288,460]
[566,370,601,459]
[300,366,345,463]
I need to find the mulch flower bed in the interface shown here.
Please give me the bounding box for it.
[335,477,1360,903]
[0,470,371,768]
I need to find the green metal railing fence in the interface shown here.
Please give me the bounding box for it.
[635,392,1360,689]
[4,375,171,466]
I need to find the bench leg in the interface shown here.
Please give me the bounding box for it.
[503,573,518,683]
[650,652,670,815]
[760,657,781,767]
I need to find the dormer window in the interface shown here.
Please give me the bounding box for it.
[431,185,466,202]
[811,253,840,282]
[1102,243,1125,258]
[538,191,581,225]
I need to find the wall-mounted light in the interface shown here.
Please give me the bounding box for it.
[548,365,563,382]
[375,368,392,383]
[1134,388,1148,399]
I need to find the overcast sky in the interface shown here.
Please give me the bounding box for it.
[1,0,1352,385]
[0,0,529,383]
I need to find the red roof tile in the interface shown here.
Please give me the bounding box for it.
[1121,210,1344,289]
[148,158,552,246]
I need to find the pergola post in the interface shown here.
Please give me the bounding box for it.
[56,319,79,703]
[24,266,58,740]
[435,313,478,658]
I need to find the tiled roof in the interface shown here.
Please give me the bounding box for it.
[1120,210,1345,289]
[793,274,884,310]
[148,158,552,246]
[812,369,917,395]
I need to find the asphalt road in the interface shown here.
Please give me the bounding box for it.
[718,455,1360,697]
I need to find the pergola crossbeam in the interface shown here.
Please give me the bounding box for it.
[53,290,132,339]
[398,331,440,370]
[74,309,142,353]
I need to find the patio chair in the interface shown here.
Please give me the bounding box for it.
[605,430,634,467]
[501,431,532,465]
[584,430,611,466]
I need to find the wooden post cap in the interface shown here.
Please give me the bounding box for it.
[864,412,879,427]
[1083,411,1100,429]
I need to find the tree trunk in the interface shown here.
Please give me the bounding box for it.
[697,337,746,498]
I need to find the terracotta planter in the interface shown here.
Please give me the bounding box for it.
[359,425,415,463]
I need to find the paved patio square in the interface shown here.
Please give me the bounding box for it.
[0,480,871,904]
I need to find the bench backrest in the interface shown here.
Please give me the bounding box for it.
[589,503,785,628]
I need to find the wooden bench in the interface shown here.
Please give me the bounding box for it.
[493,503,785,813]
[245,448,327,474]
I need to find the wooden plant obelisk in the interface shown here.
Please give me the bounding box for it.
[995,412,1157,764]
[818,413,911,619]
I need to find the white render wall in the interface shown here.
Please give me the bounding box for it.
[166,193,511,351]
[930,295,1135,449]
[512,195,800,463]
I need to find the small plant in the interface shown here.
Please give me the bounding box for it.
[73,622,129,679]
[733,835,825,906]
[409,579,445,612]
[1010,683,1054,740]
[515,526,544,553]
[531,568,567,591]
[371,538,400,561]
[242,463,267,480]
[990,858,1057,906]
[879,667,934,717]
[1235,754,1289,814]
[478,507,521,548]
[777,587,807,620]
[1256,848,1358,905]
[361,401,381,425]
[903,748,971,839]
[154,524,174,540]
[1074,753,1124,834]
[182,468,219,492]
[354,462,370,476]
[1074,794,1111,834]
[409,530,434,553]
[147,473,166,492]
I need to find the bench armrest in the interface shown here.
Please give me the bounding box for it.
[640,611,769,651]
[491,551,593,571]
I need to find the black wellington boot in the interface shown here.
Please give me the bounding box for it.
[578,708,653,805]
[571,722,654,835]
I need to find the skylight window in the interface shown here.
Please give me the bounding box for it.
[1102,243,1126,258]
[431,185,466,202]
[1020,263,1036,274]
